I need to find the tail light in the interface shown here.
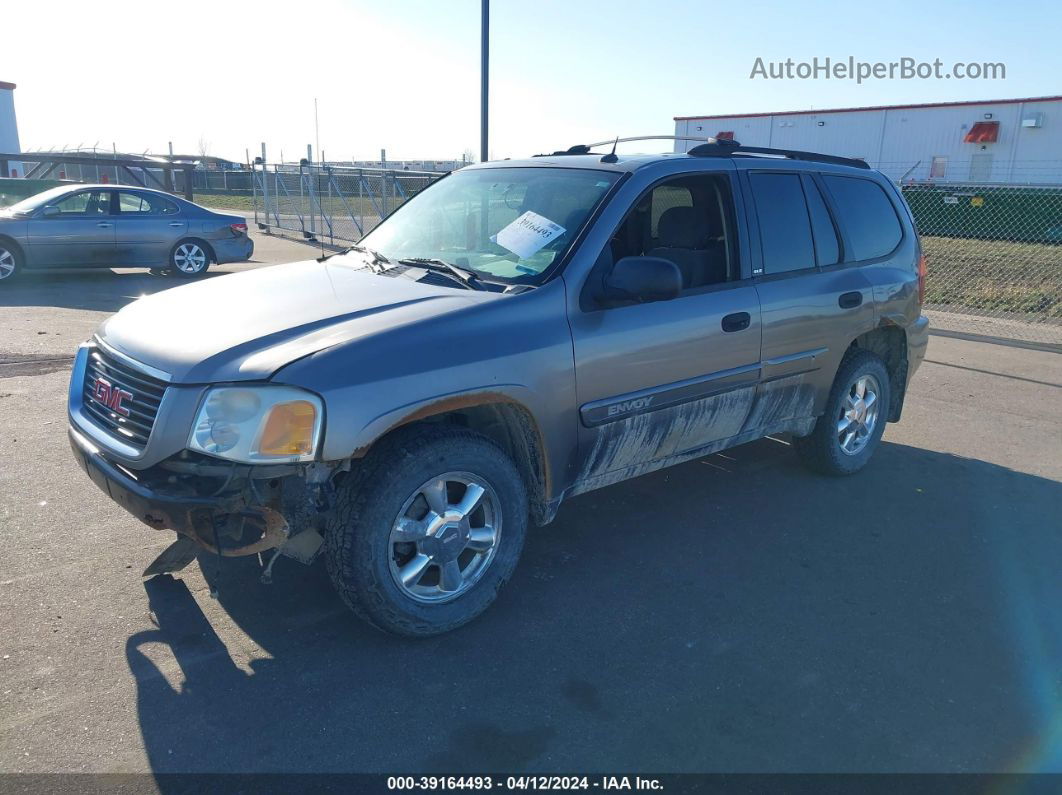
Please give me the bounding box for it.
[917,253,927,305]
[230,223,248,236]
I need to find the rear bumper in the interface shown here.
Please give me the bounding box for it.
[69,425,286,556]
[213,235,254,264]
[907,314,930,379]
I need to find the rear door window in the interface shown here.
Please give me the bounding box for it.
[118,192,180,215]
[821,175,902,261]
[748,172,815,275]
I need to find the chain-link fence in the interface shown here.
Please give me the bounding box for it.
[190,169,254,194]
[879,160,1062,185]
[900,182,1062,345]
[251,163,444,244]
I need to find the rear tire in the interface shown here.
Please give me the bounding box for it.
[325,426,529,637]
[0,241,22,284]
[169,239,212,277]
[794,350,890,476]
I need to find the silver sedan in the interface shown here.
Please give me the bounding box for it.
[0,184,253,283]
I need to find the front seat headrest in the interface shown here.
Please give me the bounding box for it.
[656,206,707,249]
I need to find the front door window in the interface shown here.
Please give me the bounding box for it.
[47,190,111,216]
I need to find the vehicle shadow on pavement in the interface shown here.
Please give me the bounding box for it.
[0,268,252,314]
[125,439,1062,776]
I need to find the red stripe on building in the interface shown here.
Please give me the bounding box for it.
[675,95,1062,121]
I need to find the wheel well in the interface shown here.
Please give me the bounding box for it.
[175,237,216,263]
[359,401,551,525]
[0,235,24,262]
[850,327,908,422]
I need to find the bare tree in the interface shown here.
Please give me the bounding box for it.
[197,135,211,158]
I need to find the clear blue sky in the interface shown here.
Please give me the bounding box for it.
[6,0,1061,161]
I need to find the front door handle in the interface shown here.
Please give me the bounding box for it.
[96,222,112,228]
[169,222,183,227]
[721,312,751,333]
[838,291,863,309]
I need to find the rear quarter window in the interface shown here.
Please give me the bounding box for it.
[802,176,840,266]
[822,175,902,261]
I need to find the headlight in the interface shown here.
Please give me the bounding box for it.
[188,386,324,463]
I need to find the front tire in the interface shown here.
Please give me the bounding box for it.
[169,239,212,277]
[0,242,22,283]
[794,350,890,476]
[325,426,529,636]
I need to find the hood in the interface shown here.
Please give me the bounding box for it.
[98,258,487,383]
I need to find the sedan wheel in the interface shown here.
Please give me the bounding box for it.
[172,242,209,275]
[0,246,19,281]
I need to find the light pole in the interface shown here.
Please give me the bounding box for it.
[480,0,489,163]
[314,97,320,164]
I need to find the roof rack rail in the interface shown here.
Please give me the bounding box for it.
[687,140,870,169]
[534,135,729,158]
[585,135,730,148]
[532,136,870,169]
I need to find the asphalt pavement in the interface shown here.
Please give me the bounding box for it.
[1,231,1060,774]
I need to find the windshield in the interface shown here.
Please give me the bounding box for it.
[354,167,619,284]
[4,186,76,215]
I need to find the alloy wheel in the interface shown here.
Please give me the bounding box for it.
[837,374,881,456]
[173,243,207,274]
[0,248,15,280]
[387,472,501,603]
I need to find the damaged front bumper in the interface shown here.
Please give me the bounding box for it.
[69,425,320,562]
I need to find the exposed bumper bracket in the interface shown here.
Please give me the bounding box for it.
[70,427,289,558]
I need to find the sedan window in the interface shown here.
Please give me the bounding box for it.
[117,192,180,215]
[48,190,111,216]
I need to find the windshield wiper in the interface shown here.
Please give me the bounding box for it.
[319,244,391,273]
[397,258,485,290]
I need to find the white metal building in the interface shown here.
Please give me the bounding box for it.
[343,158,469,172]
[0,81,21,176]
[674,95,1062,185]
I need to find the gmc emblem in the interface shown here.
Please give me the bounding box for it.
[91,377,134,417]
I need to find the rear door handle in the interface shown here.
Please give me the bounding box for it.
[838,291,863,309]
[169,222,183,227]
[721,312,751,333]
[96,222,112,228]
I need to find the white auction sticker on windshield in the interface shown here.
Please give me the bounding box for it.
[495,211,566,259]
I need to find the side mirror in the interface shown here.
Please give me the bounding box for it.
[601,256,682,306]
[41,206,60,217]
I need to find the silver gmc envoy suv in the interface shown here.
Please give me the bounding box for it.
[68,138,929,636]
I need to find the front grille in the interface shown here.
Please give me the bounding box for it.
[82,346,167,448]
